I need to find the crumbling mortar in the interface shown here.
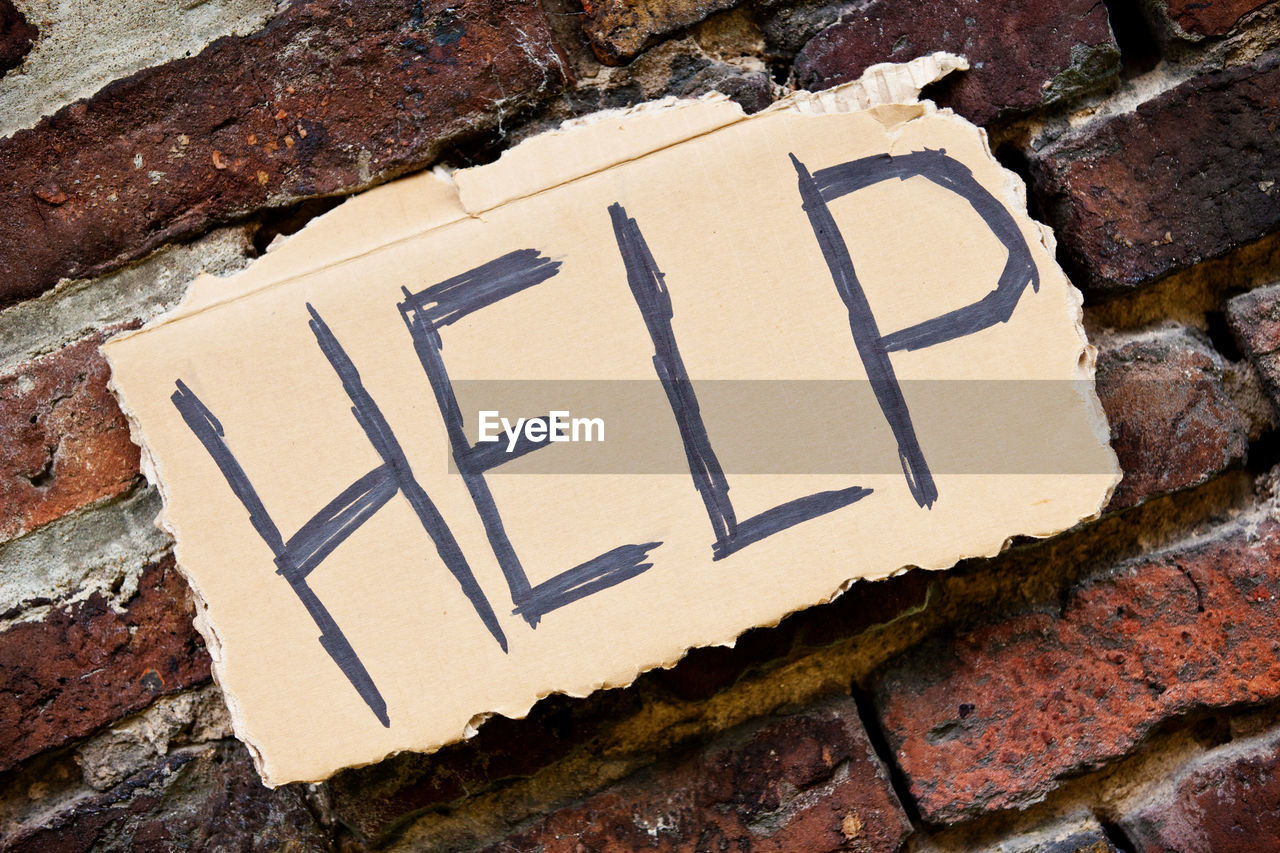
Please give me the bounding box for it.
[73,683,233,792]
[0,227,254,375]
[0,484,172,630]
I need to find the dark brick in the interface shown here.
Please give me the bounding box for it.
[651,571,929,704]
[4,740,328,852]
[793,0,1119,125]
[1031,52,1280,290]
[1041,833,1118,853]
[0,331,141,545]
[581,0,743,64]
[710,70,774,113]
[1158,0,1273,37]
[872,517,1280,822]
[477,696,910,853]
[792,570,933,651]
[1228,283,1280,411]
[1047,835,1118,853]
[756,2,851,58]
[654,622,798,703]
[331,575,928,843]
[0,556,210,771]
[0,0,568,308]
[1120,728,1280,853]
[0,0,36,76]
[1095,327,1248,511]
[1043,833,1118,853]
[997,813,1122,853]
[614,46,774,115]
[329,689,640,844]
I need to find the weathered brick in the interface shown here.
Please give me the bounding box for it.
[581,0,742,64]
[1228,282,1280,411]
[793,0,1119,125]
[0,331,141,545]
[872,517,1280,822]
[1095,328,1248,511]
[1156,0,1274,37]
[1120,727,1280,853]
[0,0,568,308]
[5,740,328,852]
[0,555,210,771]
[1031,52,1280,290]
[478,696,910,852]
[0,0,36,76]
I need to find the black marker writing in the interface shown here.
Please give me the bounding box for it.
[791,148,1039,507]
[399,251,661,627]
[169,148,1040,726]
[172,305,507,726]
[609,202,873,559]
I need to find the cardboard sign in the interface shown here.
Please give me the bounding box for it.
[104,54,1119,784]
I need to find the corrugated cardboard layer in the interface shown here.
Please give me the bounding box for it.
[104,54,1119,784]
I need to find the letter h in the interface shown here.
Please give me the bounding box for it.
[171,305,506,727]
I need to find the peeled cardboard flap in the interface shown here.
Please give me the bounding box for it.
[103,53,1119,785]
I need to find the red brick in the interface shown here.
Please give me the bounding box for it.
[0,0,568,308]
[0,332,141,544]
[1031,52,1280,290]
[581,0,743,64]
[1095,328,1248,511]
[793,0,1118,125]
[1120,728,1280,852]
[1228,283,1280,411]
[5,740,328,852]
[0,555,210,771]
[872,517,1280,822]
[1160,0,1273,37]
[0,0,35,76]
[478,696,910,852]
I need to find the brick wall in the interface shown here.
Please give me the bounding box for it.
[2,0,1280,849]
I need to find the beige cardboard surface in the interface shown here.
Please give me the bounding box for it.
[104,54,1119,785]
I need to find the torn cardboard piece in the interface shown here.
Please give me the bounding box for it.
[104,53,1120,785]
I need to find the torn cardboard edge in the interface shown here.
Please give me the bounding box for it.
[104,52,1119,785]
